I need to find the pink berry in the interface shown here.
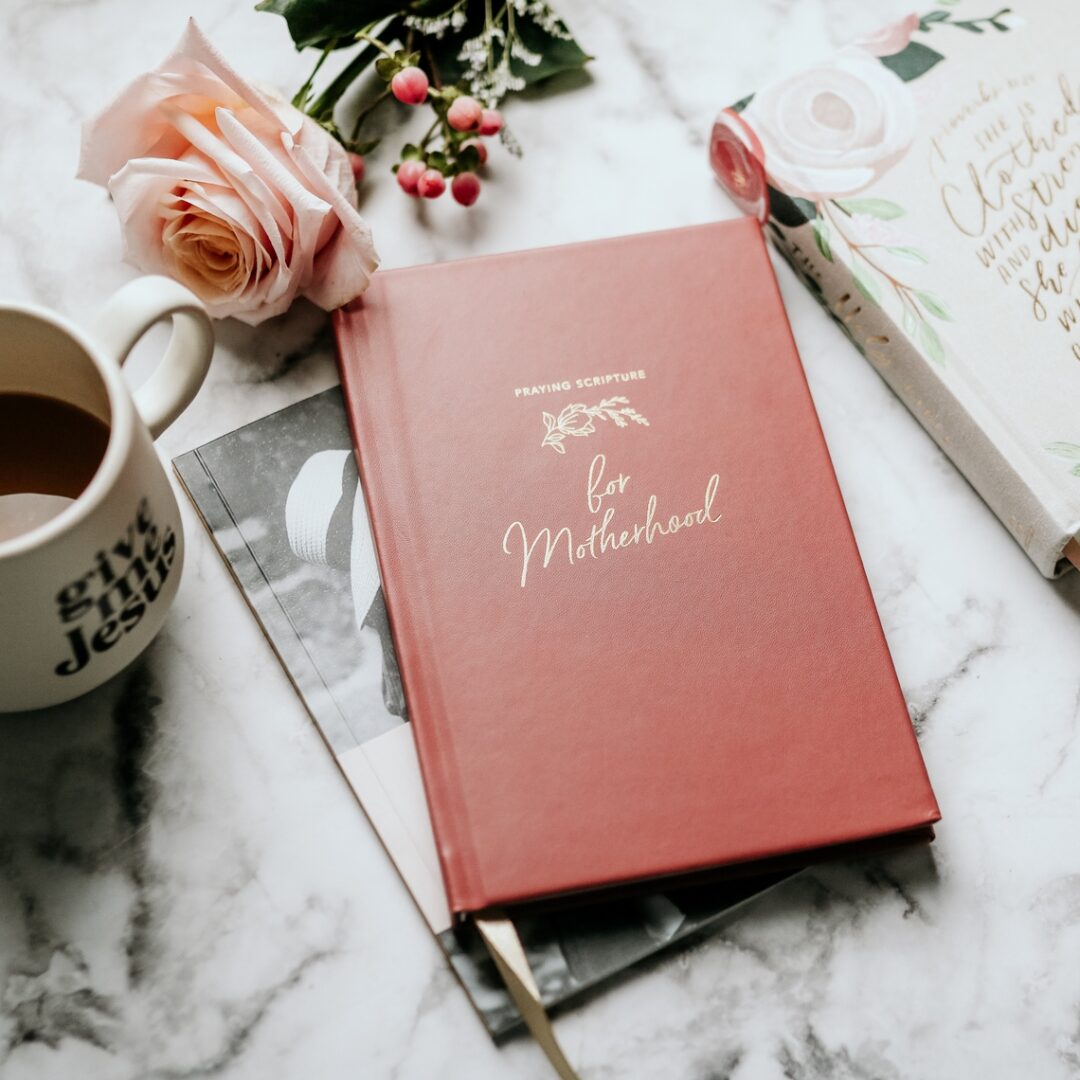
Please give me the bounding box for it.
[478,108,502,136]
[417,169,446,198]
[447,95,483,132]
[451,172,481,207]
[348,152,365,184]
[396,159,426,196]
[463,138,488,165]
[391,66,429,106]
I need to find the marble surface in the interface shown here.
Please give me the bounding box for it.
[2,0,1080,1077]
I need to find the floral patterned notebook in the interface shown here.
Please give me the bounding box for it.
[710,0,1080,577]
[174,386,788,1039]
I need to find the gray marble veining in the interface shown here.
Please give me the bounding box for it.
[2,1,1080,1077]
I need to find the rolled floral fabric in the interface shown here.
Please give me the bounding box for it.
[708,108,770,222]
[78,19,378,325]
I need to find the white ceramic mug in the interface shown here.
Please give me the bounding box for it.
[0,277,214,712]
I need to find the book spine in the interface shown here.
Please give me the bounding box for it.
[333,310,484,916]
[763,220,1075,578]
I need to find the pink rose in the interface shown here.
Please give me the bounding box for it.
[709,109,770,222]
[77,20,378,325]
[854,13,920,58]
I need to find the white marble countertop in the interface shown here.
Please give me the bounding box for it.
[3,1,1080,1077]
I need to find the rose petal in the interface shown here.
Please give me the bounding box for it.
[286,135,377,309]
[79,18,378,323]
[109,157,292,322]
[78,20,287,187]
[214,108,347,291]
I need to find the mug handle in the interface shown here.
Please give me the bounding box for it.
[90,276,214,439]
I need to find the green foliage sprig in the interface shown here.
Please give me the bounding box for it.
[257,0,590,203]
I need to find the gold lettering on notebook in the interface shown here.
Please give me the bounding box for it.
[502,454,723,588]
[513,369,647,399]
[933,71,1080,363]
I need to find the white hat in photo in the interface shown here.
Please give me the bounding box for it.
[285,449,380,628]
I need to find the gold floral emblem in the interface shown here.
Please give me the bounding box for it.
[541,397,649,454]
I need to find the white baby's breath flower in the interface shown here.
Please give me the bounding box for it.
[403,13,452,38]
[458,34,490,72]
[513,0,572,39]
[510,37,543,66]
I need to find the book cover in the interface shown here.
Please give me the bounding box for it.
[173,387,789,1040]
[335,218,940,916]
[710,0,1080,577]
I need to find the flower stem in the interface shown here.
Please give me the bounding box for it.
[485,0,495,81]
[356,31,396,58]
[293,39,337,109]
[308,39,380,120]
[821,201,921,316]
[419,116,441,151]
[351,85,392,140]
[425,41,443,89]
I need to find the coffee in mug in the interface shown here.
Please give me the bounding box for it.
[0,277,214,711]
[0,393,112,542]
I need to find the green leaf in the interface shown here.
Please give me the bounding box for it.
[887,246,928,264]
[902,306,919,336]
[852,264,880,303]
[426,150,449,174]
[375,55,399,79]
[730,92,754,114]
[768,185,817,227]
[308,37,384,119]
[1072,463,1080,477]
[918,318,946,365]
[812,219,833,262]
[425,4,590,93]
[835,197,905,220]
[506,7,591,86]
[1045,442,1080,460]
[879,41,946,82]
[917,291,953,320]
[401,142,423,161]
[256,0,404,50]
[457,144,482,172]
